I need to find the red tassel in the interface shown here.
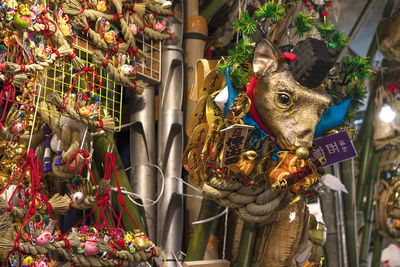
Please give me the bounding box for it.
[321,11,329,17]
[283,52,297,61]
[326,2,332,7]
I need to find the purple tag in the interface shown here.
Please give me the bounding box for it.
[310,131,357,167]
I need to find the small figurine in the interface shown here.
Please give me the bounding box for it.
[96,17,116,44]
[71,191,84,203]
[84,234,99,256]
[34,259,49,267]
[36,230,53,246]
[95,0,107,12]
[103,30,116,44]
[22,256,34,266]
[13,4,31,29]
[120,64,137,76]
[132,229,150,250]
[129,23,138,35]
[5,7,14,22]
[58,14,72,37]
[154,19,166,32]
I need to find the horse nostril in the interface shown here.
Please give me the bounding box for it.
[297,129,313,139]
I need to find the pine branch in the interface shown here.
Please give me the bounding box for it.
[233,10,258,35]
[294,12,315,37]
[316,22,335,40]
[255,1,286,23]
[328,31,349,51]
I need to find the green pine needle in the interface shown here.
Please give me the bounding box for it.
[316,22,335,39]
[227,38,255,66]
[294,12,315,37]
[328,31,349,51]
[342,56,374,82]
[217,38,254,89]
[255,1,286,23]
[233,10,258,35]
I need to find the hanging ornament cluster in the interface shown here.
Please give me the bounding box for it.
[0,0,172,265]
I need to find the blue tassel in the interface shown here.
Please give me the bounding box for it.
[55,151,63,166]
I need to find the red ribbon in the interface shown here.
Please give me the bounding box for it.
[0,76,15,122]
[61,67,102,109]
[246,76,276,139]
[67,149,98,191]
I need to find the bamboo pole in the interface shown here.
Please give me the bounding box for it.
[354,0,395,152]
[93,134,146,233]
[185,199,222,261]
[235,221,257,267]
[340,159,359,267]
[359,150,382,267]
[199,0,226,21]
[371,231,384,267]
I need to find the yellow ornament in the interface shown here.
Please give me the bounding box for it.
[22,256,34,266]
[133,230,150,250]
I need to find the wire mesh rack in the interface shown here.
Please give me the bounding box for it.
[37,36,124,131]
[135,35,161,84]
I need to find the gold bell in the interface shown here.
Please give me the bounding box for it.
[295,147,309,160]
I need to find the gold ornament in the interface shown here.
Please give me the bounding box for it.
[296,146,309,160]
[133,230,150,250]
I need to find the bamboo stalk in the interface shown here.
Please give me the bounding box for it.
[359,150,382,267]
[185,199,222,261]
[354,0,395,151]
[235,221,257,267]
[355,0,394,151]
[340,159,359,267]
[371,231,383,267]
[199,0,226,21]
[93,135,146,233]
[356,74,381,210]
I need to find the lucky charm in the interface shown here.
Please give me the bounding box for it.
[58,14,72,37]
[154,18,166,32]
[103,30,116,44]
[94,0,107,12]
[34,259,49,267]
[129,23,138,35]
[13,4,31,29]
[267,152,324,193]
[96,17,116,44]
[132,229,150,250]
[84,234,99,256]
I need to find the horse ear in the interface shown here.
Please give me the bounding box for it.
[253,39,280,77]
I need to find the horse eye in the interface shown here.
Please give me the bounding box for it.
[276,93,292,108]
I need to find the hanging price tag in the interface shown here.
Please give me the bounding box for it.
[310,131,357,167]
[220,124,254,167]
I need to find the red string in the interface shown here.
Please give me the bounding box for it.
[1,149,46,267]
[103,152,139,229]
[66,149,98,191]
[18,64,25,73]
[37,14,58,36]
[61,67,102,109]
[128,82,137,90]
[0,76,15,122]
